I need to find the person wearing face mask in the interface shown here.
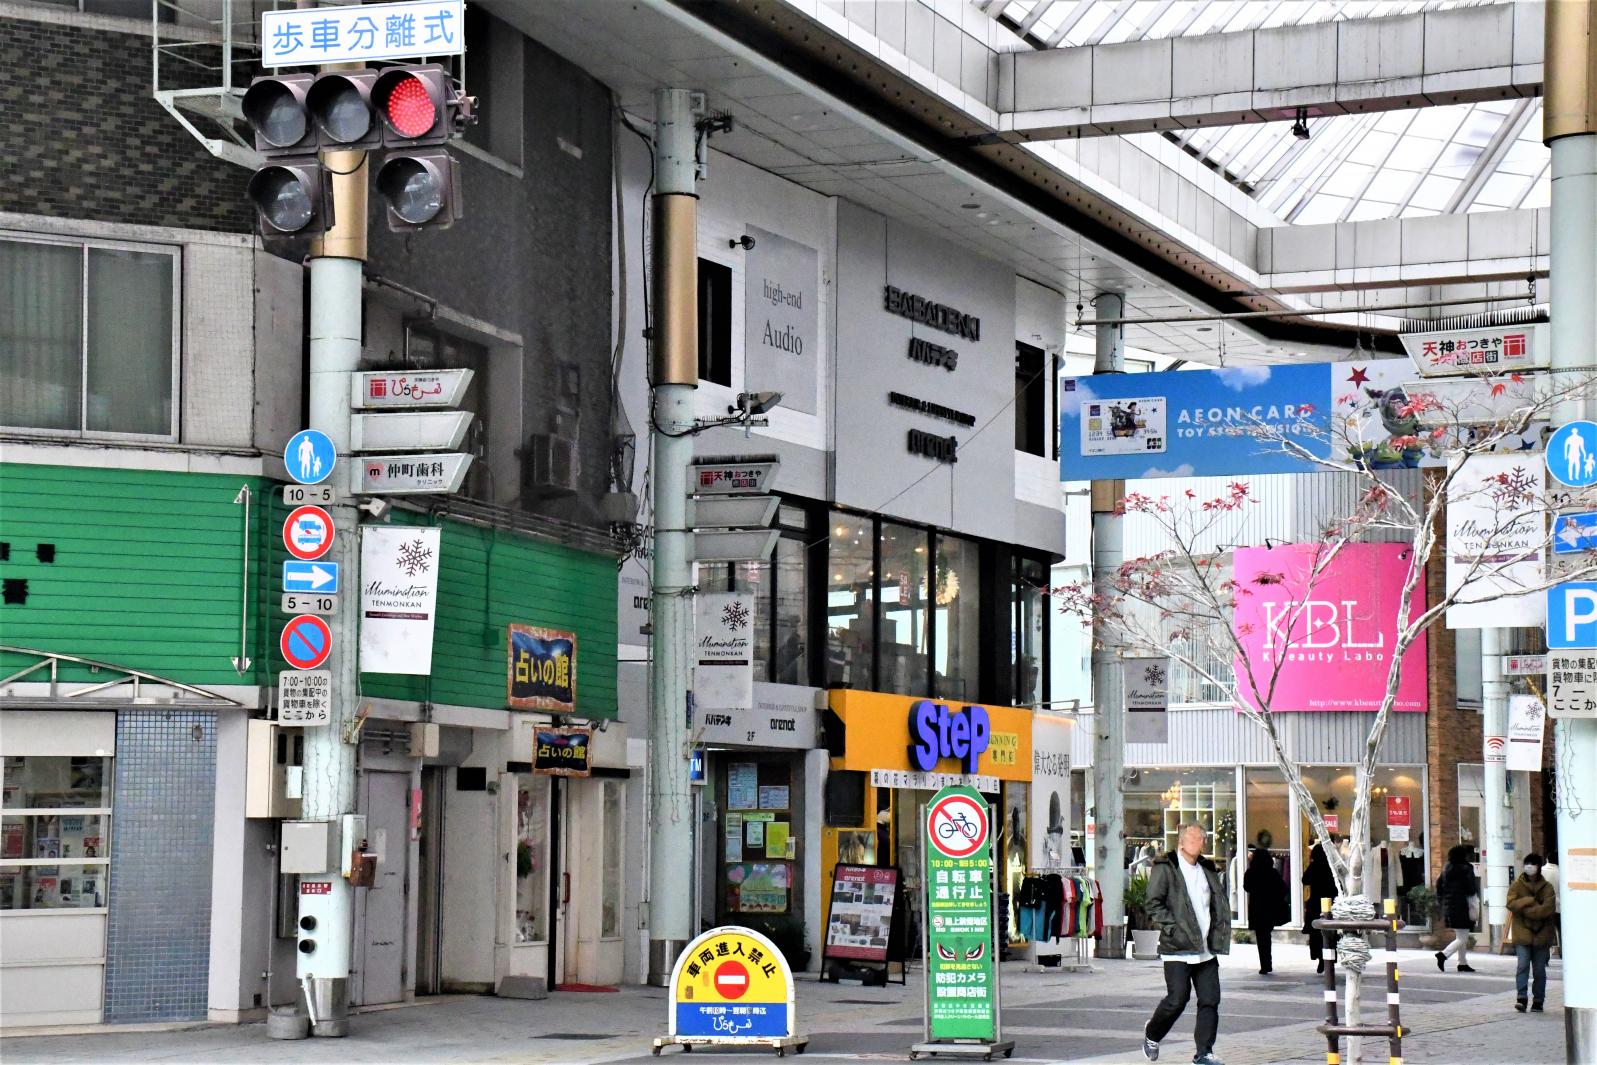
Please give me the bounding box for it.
[1505,852,1557,1013]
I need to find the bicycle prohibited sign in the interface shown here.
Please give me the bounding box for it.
[926,792,988,859]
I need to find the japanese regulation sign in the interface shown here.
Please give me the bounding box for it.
[507,625,577,711]
[278,671,332,726]
[532,729,591,778]
[666,925,797,1046]
[262,0,464,68]
[922,785,1000,1046]
[1548,652,1597,719]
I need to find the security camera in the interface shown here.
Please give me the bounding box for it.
[733,391,783,417]
[358,498,392,521]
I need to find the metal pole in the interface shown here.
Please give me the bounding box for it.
[1482,627,1511,950]
[295,146,367,1037]
[1545,3,1597,1059]
[1090,292,1127,960]
[646,87,700,986]
[1320,897,1340,1065]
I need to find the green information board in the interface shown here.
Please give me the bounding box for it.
[920,784,1000,1046]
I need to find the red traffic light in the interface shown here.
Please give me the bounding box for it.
[372,64,452,146]
[242,73,316,156]
[386,76,435,138]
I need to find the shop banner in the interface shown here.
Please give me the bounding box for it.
[824,865,899,963]
[695,592,756,711]
[1399,323,1548,377]
[1123,657,1170,743]
[507,625,577,711]
[1446,453,1546,629]
[1386,795,1412,843]
[1060,358,1541,481]
[1232,543,1429,712]
[359,527,441,675]
[696,682,818,750]
[922,785,999,1045]
[667,925,798,1045]
[1507,694,1547,771]
[1030,716,1073,870]
[744,225,819,414]
[533,728,591,777]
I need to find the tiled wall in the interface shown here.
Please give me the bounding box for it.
[103,710,217,1023]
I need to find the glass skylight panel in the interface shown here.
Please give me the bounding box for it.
[1473,171,1532,210]
[1363,169,1419,203]
[1385,136,1444,172]
[1321,162,1375,198]
[1294,194,1351,225]
[1059,2,1113,45]
[1408,174,1462,211]
[1030,0,1075,39]
[1347,130,1398,167]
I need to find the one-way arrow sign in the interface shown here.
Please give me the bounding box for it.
[283,560,340,594]
[1554,512,1597,553]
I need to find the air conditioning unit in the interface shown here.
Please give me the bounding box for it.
[523,432,578,495]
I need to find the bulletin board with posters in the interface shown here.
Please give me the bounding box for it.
[821,864,907,984]
[719,757,800,919]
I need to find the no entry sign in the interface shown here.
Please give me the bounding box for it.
[283,505,335,561]
[281,615,333,671]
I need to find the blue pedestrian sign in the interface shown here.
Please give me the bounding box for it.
[283,560,340,594]
[285,429,336,485]
[1554,513,1597,554]
[1547,582,1597,648]
[1547,421,1597,488]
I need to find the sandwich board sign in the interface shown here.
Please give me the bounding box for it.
[655,925,806,1055]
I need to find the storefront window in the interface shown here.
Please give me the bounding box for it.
[1,755,112,910]
[827,513,875,689]
[879,523,930,696]
[720,759,797,917]
[1014,557,1047,708]
[1298,765,1428,924]
[934,534,981,701]
[772,535,810,686]
[1123,768,1239,891]
[515,774,550,943]
[602,780,623,938]
[1003,783,1029,942]
[1243,768,1291,926]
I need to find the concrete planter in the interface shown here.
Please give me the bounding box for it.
[1131,929,1162,960]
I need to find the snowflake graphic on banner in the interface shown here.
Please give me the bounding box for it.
[1490,464,1538,507]
[1143,664,1166,687]
[721,599,751,631]
[395,537,433,577]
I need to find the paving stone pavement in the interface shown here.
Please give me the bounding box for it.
[0,946,1567,1065]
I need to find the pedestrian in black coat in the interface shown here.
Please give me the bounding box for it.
[1435,844,1480,973]
[1244,847,1288,974]
[1302,843,1340,973]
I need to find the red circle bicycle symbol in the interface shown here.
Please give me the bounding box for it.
[927,794,988,859]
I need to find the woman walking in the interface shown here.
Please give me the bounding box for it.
[1506,853,1557,1012]
[1244,847,1288,974]
[1435,844,1480,973]
[1302,843,1340,974]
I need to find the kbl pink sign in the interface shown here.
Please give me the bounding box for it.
[1232,542,1428,712]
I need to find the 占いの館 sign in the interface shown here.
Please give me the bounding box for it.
[917,785,1009,1057]
[658,925,804,1054]
[507,625,577,711]
[533,728,592,777]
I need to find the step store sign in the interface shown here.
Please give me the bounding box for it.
[668,925,796,1044]
[922,784,998,1043]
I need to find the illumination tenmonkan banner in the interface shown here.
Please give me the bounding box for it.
[1231,543,1428,713]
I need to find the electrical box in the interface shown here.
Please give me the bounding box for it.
[246,720,303,819]
[408,721,441,759]
[281,820,339,874]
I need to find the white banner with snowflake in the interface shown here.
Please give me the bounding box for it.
[360,527,442,675]
[694,592,755,712]
[1445,452,1545,629]
[1123,656,1169,744]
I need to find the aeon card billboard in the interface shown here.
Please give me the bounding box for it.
[1232,542,1428,712]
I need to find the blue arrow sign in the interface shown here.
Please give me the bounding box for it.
[1547,421,1597,488]
[283,560,340,594]
[1547,582,1597,648]
[284,429,336,485]
[1555,513,1597,554]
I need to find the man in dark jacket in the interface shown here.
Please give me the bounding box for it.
[1506,852,1557,1013]
[1142,824,1232,1065]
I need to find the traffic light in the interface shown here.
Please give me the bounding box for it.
[242,72,316,155]
[375,149,461,230]
[372,64,465,146]
[307,70,381,150]
[246,160,334,237]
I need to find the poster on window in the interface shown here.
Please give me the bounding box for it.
[824,865,899,962]
[1445,453,1545,628]
[1030,715,1072,869]
[359,527,442,675]
[744,225,819,415]
[694,592,755,711]
[1123,657,1169,743]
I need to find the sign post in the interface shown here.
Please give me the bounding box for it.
[654,925,806,1055]
[912,784,1011,1062]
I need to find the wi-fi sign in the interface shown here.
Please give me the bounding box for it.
[1485,736,1506,759]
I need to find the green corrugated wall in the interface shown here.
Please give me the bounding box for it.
[0,463,617,718]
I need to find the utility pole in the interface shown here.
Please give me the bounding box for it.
[296,144,367,1036]
[646,87,700,986]
[1545,2,1597,1058]
[1481,627,1510,949]
[1090,292,1126,960]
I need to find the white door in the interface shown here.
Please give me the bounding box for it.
[354,772,410,1005]
[558,777,625,987]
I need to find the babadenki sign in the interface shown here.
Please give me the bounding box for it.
[1231,543,1428,712]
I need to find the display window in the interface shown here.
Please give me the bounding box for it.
[0,755,112,910]
[514,773,551,944]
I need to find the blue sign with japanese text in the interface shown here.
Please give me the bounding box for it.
[262,0,464,68]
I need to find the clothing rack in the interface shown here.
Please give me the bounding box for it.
[1019,865,1095,973]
